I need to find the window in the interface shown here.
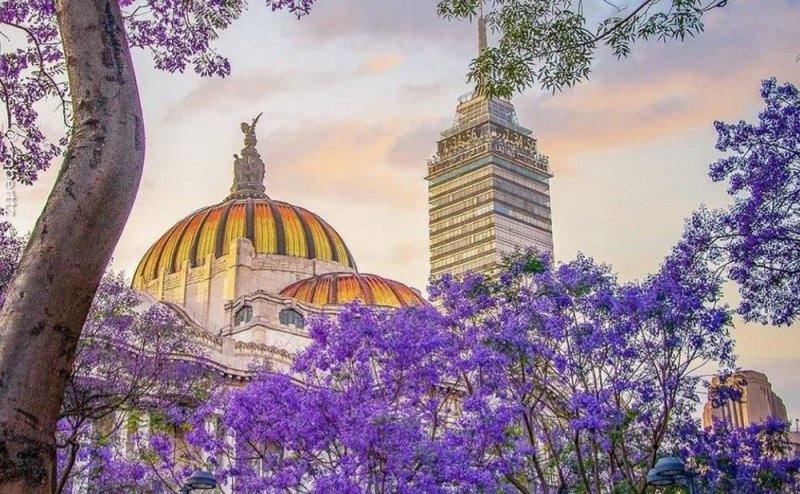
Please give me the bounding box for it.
[234,305,252,326]
[279,308,304,328]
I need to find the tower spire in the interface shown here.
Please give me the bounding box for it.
[478,2,487,54]
[475,2,489,95]
[229,113,267,199]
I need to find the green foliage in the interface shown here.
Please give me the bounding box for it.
[436,0,729,95]
[148,411,169,434]
[522,256,545,274]
[125,409,142,434]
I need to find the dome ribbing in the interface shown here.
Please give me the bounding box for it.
[280,272,426,308]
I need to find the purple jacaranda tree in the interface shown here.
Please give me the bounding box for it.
[183,305,498,494]
[0,226,212,493]
[155,250,735,494]
[54,273,213,494]
[677,79,800,326]
[680,417,800,493]
[427,251,734,494]
[0,1,732,489]
[0,2,313,490]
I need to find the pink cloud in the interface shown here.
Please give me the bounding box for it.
[358,53,406,75]
[515,0,800,162]
[265,120,423,207]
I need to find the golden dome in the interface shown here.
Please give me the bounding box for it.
[133,197,357,287]
[280,272,426,308]
[133,115,358,289]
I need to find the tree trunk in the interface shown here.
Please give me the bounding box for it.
[0,0,144,491]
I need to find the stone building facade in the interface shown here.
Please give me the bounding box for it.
[702,370,789,428]
[702,370,799,456]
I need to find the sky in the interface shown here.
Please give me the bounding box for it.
[9,0,800,420]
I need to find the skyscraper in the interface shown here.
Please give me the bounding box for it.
[426,17,554,278]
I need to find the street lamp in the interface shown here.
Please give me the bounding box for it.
[646,456,697,493]
[181,470,218,493]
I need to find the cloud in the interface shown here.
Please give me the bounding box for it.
[384,120,447,170]
[166,50,412,120]
[357,53,406,75]
[291,1,469,45]
[264,119,422,207]
[514,0,800,160]
[164,68,354,120]
[163,70,289,120]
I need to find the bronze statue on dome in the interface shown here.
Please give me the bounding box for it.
[230,113,267,199]
[240,112,262,148]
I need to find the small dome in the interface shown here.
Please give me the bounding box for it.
[133,197,357,288]
[280,273,426,308]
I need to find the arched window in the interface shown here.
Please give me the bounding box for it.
[279,308,304,328]
[234,305,252,326]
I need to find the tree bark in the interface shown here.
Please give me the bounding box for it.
[0,0,144,491]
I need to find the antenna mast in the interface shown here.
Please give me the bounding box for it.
[478,2,487,54]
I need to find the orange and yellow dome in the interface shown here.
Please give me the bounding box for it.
[133,197,356,287]
[280,272,426,308]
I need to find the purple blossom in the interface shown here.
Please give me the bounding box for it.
[54,273,215,492]
[678,79,800,326]
[681,417,800,493]
[146,250,739,493]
